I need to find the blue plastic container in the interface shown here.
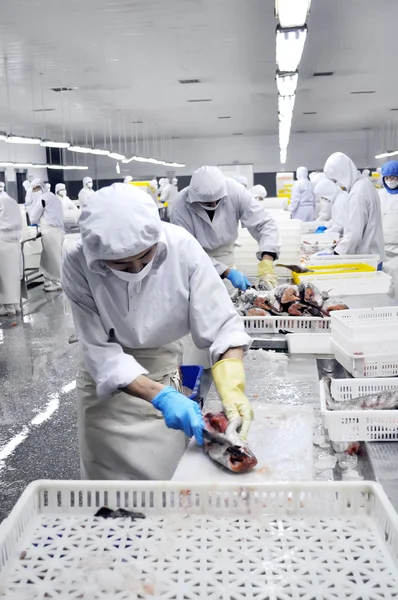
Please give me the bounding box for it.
[180,365,204,403]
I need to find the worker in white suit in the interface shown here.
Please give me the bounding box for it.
[172,166,280,291]
[159,177,179,215]
[0,192,23,316]
[233,175,248,188]
[61,183,252,480]
[250,185,267,201]
[55,183,80,228]
[379,161,398,298]
[313,178,348,235]
[289,167,316,221]
[78,177,94,206]
[28,179,64,292]
[323,152,385,265]
[123,176,133,184]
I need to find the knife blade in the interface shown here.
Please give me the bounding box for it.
[202,429,229,445]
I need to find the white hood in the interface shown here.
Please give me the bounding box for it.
[80,182,165,275]
[296,166,308,179]
[314,178,339,202]
[188,166,228,204]
[250,184,267,199]
[324,152,359,192]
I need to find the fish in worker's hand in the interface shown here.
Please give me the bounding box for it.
[276,263,315,274]
[323,375,398,411]
[203,412,257,473]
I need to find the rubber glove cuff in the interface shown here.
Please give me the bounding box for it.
[211,359,253,440]
[226,269,251,291]
[152,386,204,446]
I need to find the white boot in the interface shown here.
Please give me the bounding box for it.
[43,278,51,289]
[14,304,21,314]
[0,305,7,316]
[4,304,16,316]
[44,280,62,292]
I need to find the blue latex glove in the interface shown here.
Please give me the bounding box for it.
[315,226,327,233]
[152,386,204,445]
[226,269,251,290]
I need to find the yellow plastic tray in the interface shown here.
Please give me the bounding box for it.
[293,263,376,284]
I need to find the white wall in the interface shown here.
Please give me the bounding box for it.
[62,128,381,182]
[0,144,47,198]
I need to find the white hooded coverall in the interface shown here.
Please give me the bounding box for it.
[290,167,316,221]
[171,166,280,279]
[313,178,348,235]
[0,194,23,307]
[56,184,80,228]
[28,187,64,282]
[61,183,251,480]
[323,152,385,262]
[78,178,94,206]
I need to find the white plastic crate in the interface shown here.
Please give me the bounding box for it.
[287,333,332,354]
[1,480,398,598]
[332,337,398,378]
[307,254,379,269]
[297,271,392,296]
[331,306,398,355]
[243,315,330,333]
[320,377,398,441]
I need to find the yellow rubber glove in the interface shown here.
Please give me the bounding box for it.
[211,358,253,440]
[257,259,277,290]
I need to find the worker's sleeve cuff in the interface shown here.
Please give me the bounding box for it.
[260,252,278,260]
[256,250,279,261]
[96,353,148,398]
[210,332,252,365]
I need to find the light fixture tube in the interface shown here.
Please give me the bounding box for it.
[275,0,311,28]
[276,25,307,72]
[6,135,42,145]
[41,140,70,149]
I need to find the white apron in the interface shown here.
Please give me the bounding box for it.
[0,231,22,305]
[40,223,63,281]
[76,341,187,481]
[183,244,235,368]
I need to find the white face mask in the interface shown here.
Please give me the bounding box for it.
[0,187,5,193]
[385,178,398,190]
[86,181,93,189]
[200,200,221,212]
[58,190,66,197]
[109,258,154,284]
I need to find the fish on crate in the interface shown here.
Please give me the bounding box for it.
[203,412,258,473]
[287,302,309,316]
[322,299,349,315]
[274,284,300,305]
[323,375,398,411]
[298,282,326,308]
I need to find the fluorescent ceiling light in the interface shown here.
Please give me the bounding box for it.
[41,140,70,148]
[108,151,126,160]
[47,164,65,169]
[13,162,33,168]
[6,135,41,145]
[116,162,121,174]
[280,148,287,164]
[68,145,92,153]
[165,161,186,168]
[90,148,110,156]
[276,25,307,72]
[122,156,137,164]
[278,94,296,119]
[0,133,7,141]
[276,71,298,96]
[375,151,398,159]
[0,161,15,167]
[275,0,311,28]
[63,165,89,170]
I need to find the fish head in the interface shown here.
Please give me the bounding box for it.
[205,440,258,473]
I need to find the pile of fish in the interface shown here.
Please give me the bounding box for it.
[203,412,257,473]
[235,282,349,318]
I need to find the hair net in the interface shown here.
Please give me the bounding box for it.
[376,167,382,174]
[172,177,178,185]
[55,183,66,194]
[250,184,267,199]
[22,180,30,191]
[381,161,398,195]
[296,166,308,179]
[80,183,163,274]
[313,178,339,202]
[83,177,93,187]
[188,166,228,204]
[31,178,44,190]
[0,181,5,189]
[362,169,370,177]
[123,176,133,184]
[309,172,326,185]
[234,175,248,187]
[323,152,359,192]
